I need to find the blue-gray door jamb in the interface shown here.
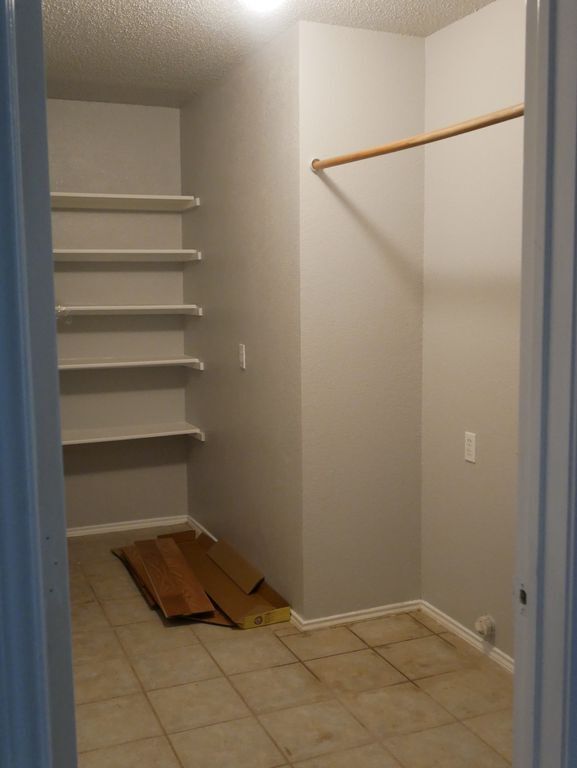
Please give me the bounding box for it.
[0,0,77,766]
[514,0,577,766]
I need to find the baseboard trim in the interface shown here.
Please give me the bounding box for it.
[186,515,217,541]
[66,515,188,538]
[419,600,514,674]
[292,599,513,674]
[291,600,421,631]
[65,515,514,673]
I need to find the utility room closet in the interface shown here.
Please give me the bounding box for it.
[43,0,524,764]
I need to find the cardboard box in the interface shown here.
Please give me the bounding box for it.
[175,533,291,629]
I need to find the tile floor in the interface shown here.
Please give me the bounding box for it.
[68,525,513,767]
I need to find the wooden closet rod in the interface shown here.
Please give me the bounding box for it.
[311,103,525,172]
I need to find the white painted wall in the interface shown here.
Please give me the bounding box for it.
[298,23,425,617]
[47,100,189,529]
[421,0,525,655]
[180,28,304,608]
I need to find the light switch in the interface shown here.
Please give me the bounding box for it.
[239,343,246,370]
[465,431,477,463]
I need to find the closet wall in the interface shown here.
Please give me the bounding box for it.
[180,28,304,606]
[48,100,191,528]
[180,23,424,616]
[48,3,525,646]
[421,0,525,655]
[298,23,424,617]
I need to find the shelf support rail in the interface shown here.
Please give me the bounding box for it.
[311,103,525,172]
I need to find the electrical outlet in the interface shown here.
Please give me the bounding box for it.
[465,431,477,463]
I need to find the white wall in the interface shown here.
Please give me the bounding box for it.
[299,23,425,617]
[421,0,525,655]
[47,100,189,529]
[180,28,304,608]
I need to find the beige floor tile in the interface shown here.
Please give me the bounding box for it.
[259,699,371,762]
[349,614,431,647]
[101,597,158,626]
[230,663,330,713]
[293,743,401,767]
[133,644,221,690]
[306,649,406,694]
[89,573,141,601]
[171,716,285,768]
[191,621,242,644]
[71,602,109,632]
[148,677,249,733]
[343,682,454,739]
[73,628,125,666]
[274,622,302,637]
[385,722,509,767]
[81,557,129,580]
[281,627,367,661]
[76,693,162,753]
[439,632,493,667]
[206,631,297,674]
[192,622,286,645]
[78,736,180,768]
[417,668,513,720]
[69,573,96,604]
[464,709,513,762]
[69,537,127,564]
[117,619,199,658]
[409,610,447,634]
[376,635,471,680]
[74,657,141,704]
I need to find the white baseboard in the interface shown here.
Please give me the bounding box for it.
[186,515,217,541]
[291,600,421,631]
[66,515,514,674]
[292,599,513,674]
[419,600,514,674]
[66,515,188,538]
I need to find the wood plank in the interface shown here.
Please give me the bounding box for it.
[111,548,156,608]
[123,546,157,607]
[155,537,213,615]
[135,540,191,618]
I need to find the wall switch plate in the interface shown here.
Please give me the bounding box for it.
[239,343,246,370]
[465,431,477,463]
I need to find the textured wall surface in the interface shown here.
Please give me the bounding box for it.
[47,99,189,528]
[299,22,425,617]
[421,0,525,655]
[180,27,303,608]
[43,0,494,106]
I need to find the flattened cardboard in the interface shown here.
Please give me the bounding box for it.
[207,539,264,594]
[177,535,290,629]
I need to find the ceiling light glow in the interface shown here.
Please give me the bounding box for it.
[239,0,286,13]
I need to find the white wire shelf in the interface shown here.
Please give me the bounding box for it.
[53,249,202,263]
[62,422,206,446]
[55,304,203,317]
[51,192,200,212]
[58,356,204,371]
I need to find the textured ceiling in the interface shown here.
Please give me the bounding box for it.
[43,0,495,107]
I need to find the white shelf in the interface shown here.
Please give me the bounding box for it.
[62,422,205,446]
[56,304,203,317]
[51,192,200,212]
[59,356,204,371]
[53,249,202,263]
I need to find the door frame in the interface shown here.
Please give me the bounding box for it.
[514,0,577,766]
[2,0,577,765]
[0,0,76,766]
